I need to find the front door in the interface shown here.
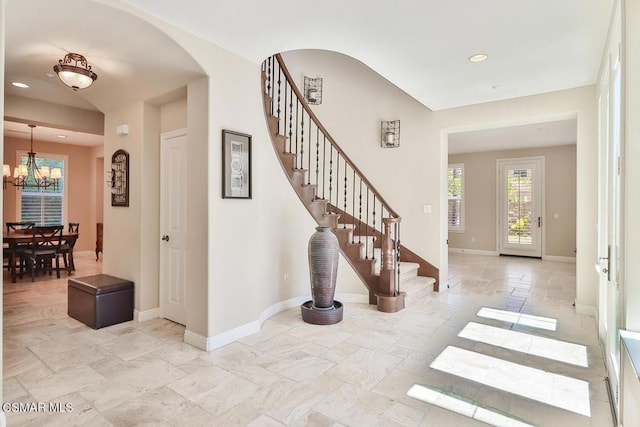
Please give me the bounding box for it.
[498,157,543,257]
[160,129,188,325]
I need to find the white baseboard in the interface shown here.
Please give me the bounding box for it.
[134,307,160,323]
[184,330,214,351]
[448,248,499,256]
[258,295,310,324]
[575,303,597,317]
[543,255,576,263]
[201,292,369,351]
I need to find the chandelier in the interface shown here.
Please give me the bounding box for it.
[53,52,97,90]
[2,125,63,191]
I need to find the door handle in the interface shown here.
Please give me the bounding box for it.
[537,217,541,227]
[161,235,170,242]
[599,245,611,281]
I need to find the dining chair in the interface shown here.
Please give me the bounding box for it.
[4,221,35,278]
[59,222,79,271]
[26,225,65,282]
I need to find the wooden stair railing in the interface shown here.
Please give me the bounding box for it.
[261,54,439,312]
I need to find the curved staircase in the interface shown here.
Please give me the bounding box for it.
[261,54,439,312]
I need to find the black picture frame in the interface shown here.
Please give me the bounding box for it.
[110,149,129,207]
[222,130,252,199]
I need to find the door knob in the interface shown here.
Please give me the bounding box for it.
[161,235,170,242]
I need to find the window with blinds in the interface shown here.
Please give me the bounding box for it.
[448,163,464,232]
[18,155,65,226]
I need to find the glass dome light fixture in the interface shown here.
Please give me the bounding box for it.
[53,52,97,90]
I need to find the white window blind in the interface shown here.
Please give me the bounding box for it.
[448,163,464,231]
[17,155,65,226]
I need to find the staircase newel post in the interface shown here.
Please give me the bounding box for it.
[377,217,405,313]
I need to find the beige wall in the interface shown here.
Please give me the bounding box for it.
[5,94,104,135]
[448,145,577,258]
[3,136,98,252]
[160,98,187,132]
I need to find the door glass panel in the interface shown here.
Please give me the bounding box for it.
[506,168,533,246]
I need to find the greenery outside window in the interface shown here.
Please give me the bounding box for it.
[448,163,464,232]
[16,151,67,226]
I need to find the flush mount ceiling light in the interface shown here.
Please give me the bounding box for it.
[53,52,97,90]
[468,53,489,63]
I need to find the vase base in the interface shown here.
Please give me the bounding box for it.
[301,300,343,325]
[376,292,406,313]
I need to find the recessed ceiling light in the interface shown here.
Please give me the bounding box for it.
[469,53,489,63]
[11,82,29,88]
[56,135,67,139]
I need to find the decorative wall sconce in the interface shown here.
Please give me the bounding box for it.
[381,120,400,148]
[106,149,129,207]
[304,76,323,105]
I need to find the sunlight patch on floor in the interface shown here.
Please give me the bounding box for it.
[430,346,591,417]
[477,307,557,331]
[407,384,536,427]
[459,322,588,367]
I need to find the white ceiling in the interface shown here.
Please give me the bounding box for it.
[3,0,613,149]
[448,119,577,154]
[121,0,614,111]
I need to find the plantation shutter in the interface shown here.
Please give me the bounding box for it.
[20,156,65,226]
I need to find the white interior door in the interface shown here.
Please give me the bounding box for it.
[498,157,543,257]
[160,129,187,325]
[597,15,623,414]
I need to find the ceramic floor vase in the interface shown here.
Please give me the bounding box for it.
[308,226,339,309]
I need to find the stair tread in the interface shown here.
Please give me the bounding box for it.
[402,276,436,306]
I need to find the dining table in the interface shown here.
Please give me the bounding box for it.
[3,229,79,283]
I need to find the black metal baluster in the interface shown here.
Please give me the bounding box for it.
[396,222,401,294]
[295,101,299,168]
[328,145,333,213]
[322,136,326,199]
[343,159,348,229]
[352,170,356,243]
[288,87,293,153]
[300,109,305,171]
[372,194,376,260]
[277,67,281,121]
[358,179,362,244]
[315,129,320,192]
[281,80,288,138]
[267,57,272,114]
[308,120,312,184]
[380,204,384,243]
[335,153,340,213]
[365,189,369,259]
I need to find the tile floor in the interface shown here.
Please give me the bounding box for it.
[2,252,613,426]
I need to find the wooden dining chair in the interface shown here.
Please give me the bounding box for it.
[60,222,79,271]
[4,221,35,278]
[26,225,65,281]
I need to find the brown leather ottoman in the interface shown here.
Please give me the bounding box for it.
[68,274,134,329]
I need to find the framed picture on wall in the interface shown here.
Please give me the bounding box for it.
[222,130,252,199]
